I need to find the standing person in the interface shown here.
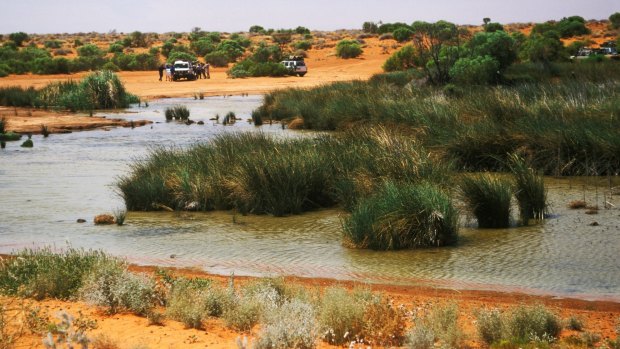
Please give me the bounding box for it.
[158,64,165,81]
[205,63,210,79]
[170,64,175,82]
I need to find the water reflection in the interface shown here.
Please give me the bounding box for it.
[0,96,619,300]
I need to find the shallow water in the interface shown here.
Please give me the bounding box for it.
[1,96,619,301]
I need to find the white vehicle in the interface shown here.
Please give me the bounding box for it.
[281,57,307,77]
[172,60,197,81]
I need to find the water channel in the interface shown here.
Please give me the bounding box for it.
[1,95,619,301]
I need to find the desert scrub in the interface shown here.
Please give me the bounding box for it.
[255,299,318,349]
[508,153,547,224]
[343,181,458,250]
[362,294,407,346]
[0,247,120,300]
[411,302,462,348]
[165,278,230,329]
[318,287,367,345]
[80,261,157,315]
[476,304,561,345]
[164,105,190,121]
[459,173,512,228]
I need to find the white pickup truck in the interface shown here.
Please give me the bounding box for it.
[172,60,197,81]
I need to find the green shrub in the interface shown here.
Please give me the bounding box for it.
[335,40,363,59]
[450,55,500,85]
[393,27,414,42]
[459,173,512,228]
[294,40,312,50]
[44,40,62,49]
[167,51,196,63]
[407,325,435,349]
[343,181,458,250]
[383,45,418,72]
[205,50,229,67]
[567,316,584,331]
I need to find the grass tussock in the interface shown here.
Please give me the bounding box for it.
[343,181,458,250]
[164,105,190,121]
[459,173,512,228]
[508,153,548,224]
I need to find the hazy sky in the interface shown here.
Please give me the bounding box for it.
[2,0,618,34]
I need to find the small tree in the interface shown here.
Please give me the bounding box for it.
[450,55,499,85]
[362,21,379,34]
[9,32,30,47]
[249,25,265,33]
[383,45,419,72]
[610,12,620,29]
[335,40,363,59]
[410,20,466,84]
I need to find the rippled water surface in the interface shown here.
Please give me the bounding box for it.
[1,96,619,301]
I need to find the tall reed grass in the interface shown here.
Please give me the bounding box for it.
[508,154,548,224]
[343,181,458,250]
[253,76,620,175]
[117,128,450,219]
[459,173,512,228]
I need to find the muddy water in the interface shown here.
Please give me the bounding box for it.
[1,96,619,301]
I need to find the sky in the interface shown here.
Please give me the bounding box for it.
[1,0,618,34]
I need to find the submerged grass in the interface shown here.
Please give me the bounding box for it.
[459,173,512,228]
[164,105,190,121]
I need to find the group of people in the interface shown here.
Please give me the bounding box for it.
[157,62,210,81]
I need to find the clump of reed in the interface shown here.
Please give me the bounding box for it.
[117,128,452,223]
[459,173,513,228]
[40,124,50,137]
[164,105,190,121]
[508,153,547,225]
[343,181,458,250]
[222,111,236,125]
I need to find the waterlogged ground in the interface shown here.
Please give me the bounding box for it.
[1,96,619,301]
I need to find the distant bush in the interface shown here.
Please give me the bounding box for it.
[335,39,363,58]
[9,32,29,46]
[610,12,620,29]
[228,60,288,78]
[362,21,379,34]
[205,51,230,67]
[167,51,197,63]
[295,26,311,35]
[393,27,414,42]
[44,40,62,49]
[108,43,124,53]
[294,40,312,50]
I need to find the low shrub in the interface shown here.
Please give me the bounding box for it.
[255,299,317,349]
[427,303,462,348]
[335,40,363,59]
[343,181,458,250]
[459,173,512,228]
[0,247,119,300]
[566,316,584,331]
[406,325,435,349]
[80,261,157,315]
[505,305,561,343]
[476,308,503,344]
[166,278,230,329]
[363,295,407,346]
[318,287,365,345]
